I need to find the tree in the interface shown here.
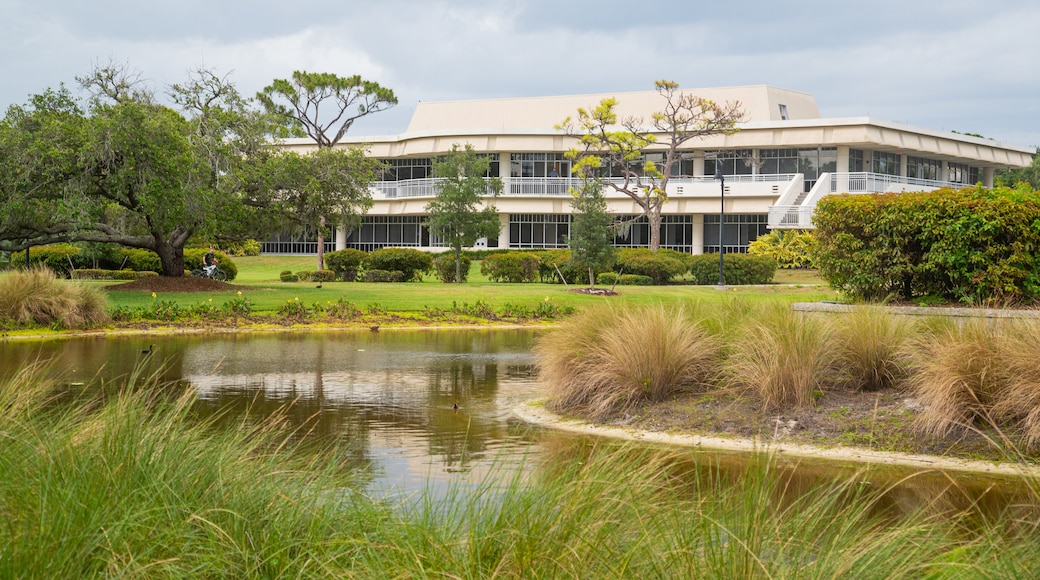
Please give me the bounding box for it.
[0,65,287,276]
[568,176,615,287]
[559,80,745,252]
[996,149,1040,189]
[426,144,503,283]
[258,71,397,271]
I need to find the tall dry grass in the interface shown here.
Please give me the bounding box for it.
[725,304,833,409]
[0,267,109,328]
[907,318,1024,439]
[830,305,916,392]
[535,303,721,421]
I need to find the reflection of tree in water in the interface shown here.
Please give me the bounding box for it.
[425,358,506,470]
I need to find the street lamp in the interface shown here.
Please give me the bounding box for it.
[714,164,725,286]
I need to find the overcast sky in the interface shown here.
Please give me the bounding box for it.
[3,0,1038,148]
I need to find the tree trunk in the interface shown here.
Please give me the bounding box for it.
[316,215,326,272]
[588,266,595,288]
[155,241,186,277]
[648,207,663,252]
[454,246,462,284]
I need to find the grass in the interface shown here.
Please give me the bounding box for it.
[0,267,109,328]
[79,256,836,320]
[5,317,1040,576]
[830,304,914,392]
[725,303,833,409]
[535,303,720,420]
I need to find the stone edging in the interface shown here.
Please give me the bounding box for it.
[793,302,1040,319]
[513,401,1038,478]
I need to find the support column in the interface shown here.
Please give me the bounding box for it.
[693,156,705,178]
[983,167,995,188]
[497,214,510,249]
[691,214,704,255]
[900,154,908,178]
[835,145,850,194]
[335,225,347,251]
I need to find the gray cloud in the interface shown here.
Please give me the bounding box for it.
[3,0,1038,146]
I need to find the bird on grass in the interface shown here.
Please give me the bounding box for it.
[370,324,380,332]
[316,281,323,288]
[141,344,154,355]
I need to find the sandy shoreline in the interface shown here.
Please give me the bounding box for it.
[514,401,1040,478]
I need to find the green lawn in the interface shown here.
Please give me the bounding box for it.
[93,255,836,315]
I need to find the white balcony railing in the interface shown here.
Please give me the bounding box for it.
[372,174,800,199]
[768,172,975,229]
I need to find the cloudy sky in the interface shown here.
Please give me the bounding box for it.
[3,0,1039,148]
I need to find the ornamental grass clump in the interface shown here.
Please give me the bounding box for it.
[830,305,915,392]
[0,267,109,328]
[992,320,1040,447]
[725,304,833,409]
[907,318,1010,439]
[535,303,721,421]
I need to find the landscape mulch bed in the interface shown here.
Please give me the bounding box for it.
[105,277,246,293]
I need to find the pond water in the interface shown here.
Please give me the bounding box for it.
[2,329,1035,517]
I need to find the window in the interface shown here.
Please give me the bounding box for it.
[907,156,941,181]
[778,104,789,120]
[509,153,570,178]
[849,149,864,173]
[703,214,769,254]
[703,150,754,176]
[508,214,571,249]
[379,158,433,181]
[344,216,429,252]
[871,151,901,176]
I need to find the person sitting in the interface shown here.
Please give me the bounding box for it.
[203,247,218,275]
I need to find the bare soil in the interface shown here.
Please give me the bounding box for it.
[614,388,1021,463]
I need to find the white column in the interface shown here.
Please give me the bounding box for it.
[693,156,705,178]
[983,167,995,187]
[835,146,850,194]
[497,213,510,248]
[335,225,347,250]
[691,214,704,254]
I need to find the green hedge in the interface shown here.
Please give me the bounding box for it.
[615,248,689,285]
[26,244,84,276]
[814,186,1040,302]
[70,269,159,280]
[324,249,367,281]
[365,248,433,282]
[688,253,776,285]
[433,254,470,283]
[480,252,541,283]
[280,270,298,283]
[537,250,583,284]
[363,269,405,282]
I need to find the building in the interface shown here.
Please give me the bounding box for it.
[264,85,1033,255]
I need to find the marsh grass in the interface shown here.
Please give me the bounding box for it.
[535,303,721,421]
[5,357,1040,575]
[0,267,109,328]
[830,305,916,392]
[725,304,833,409]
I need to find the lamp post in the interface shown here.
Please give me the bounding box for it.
[714,164,725,286]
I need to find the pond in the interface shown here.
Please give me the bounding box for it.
[1,329,1035,517]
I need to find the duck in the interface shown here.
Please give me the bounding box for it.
[141,344,154,355]
[452,401,459,411]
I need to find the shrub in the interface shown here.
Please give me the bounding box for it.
[279,271,298,282]
[183,248,237,281]
[596,272,618,286]
[725,304,832,410]
[537,250,582,284]
[614,248,687,285]
[536,303,721,421]
[365,248,433,282]
[363,269,404,283]
[480,252,541,283]
[0,267,110,329]
[689,254,776,285]
[619,274,653,286]
[814,186,1040,303]
[27,244,84,277]
[747,230,817,269]
[433,254,470,283]
[215,239,261,256]
[324,249,368,281]
[311,270,337,283]
[117,248,162,273]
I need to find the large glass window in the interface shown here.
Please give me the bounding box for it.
[759,149,800,175]
[508,214,571,249]
[907,156,941,181]
[379,158,433,181]
[703,214,769,254]
[344,216,430,252]
[704,150,754,176]
[849,149,864,172]
[871,151,901,176]
[509,153,570,178]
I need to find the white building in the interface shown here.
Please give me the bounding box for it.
[265,85,1033,255]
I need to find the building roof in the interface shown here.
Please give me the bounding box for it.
[405,85,820,133]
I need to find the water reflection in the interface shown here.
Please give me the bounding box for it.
[2,329,1037,519]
